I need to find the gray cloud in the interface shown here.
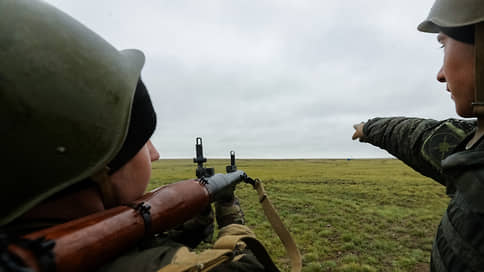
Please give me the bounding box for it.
[44,0,460,158]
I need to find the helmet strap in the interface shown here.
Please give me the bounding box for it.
[468,22,484,149]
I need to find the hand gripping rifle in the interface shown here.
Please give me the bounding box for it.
[3,138,301,272]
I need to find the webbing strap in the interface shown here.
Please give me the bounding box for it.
[253,179,302,272]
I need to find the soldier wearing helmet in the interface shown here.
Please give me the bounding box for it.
[353,0,484,270]
[0,0,266,271]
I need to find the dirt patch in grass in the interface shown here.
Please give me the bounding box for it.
[413,263,429,272]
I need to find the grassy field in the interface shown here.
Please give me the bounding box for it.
[149,159,449,272]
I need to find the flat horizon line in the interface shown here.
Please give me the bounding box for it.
[156,157,395,160]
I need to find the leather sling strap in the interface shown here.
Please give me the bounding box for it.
[253,178,302,272]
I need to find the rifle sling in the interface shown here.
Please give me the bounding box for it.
[253,179,302,272]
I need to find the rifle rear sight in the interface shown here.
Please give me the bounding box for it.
[193,137,238,178]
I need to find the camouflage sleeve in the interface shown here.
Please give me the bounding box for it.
[361,117,475,187]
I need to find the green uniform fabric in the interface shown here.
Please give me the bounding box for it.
[96,236,180,272]
[362,117,475,191]
[363,117,484,271]
[97,226,265,272]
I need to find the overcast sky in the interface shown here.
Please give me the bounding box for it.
[45,0,461,159]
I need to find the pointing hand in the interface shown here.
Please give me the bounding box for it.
[352,122,365,141]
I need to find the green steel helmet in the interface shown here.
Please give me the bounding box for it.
[418,0,484,117]
[0,0,145,226]
[418,0,484,33]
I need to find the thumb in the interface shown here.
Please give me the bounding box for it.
[352,131,359,140]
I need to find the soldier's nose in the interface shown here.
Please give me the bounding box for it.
[147,140,160,161]
[437,67,446,83]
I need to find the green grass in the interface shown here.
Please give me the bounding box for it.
[149,159,448,272]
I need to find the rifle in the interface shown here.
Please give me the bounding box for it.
[2,138,301,272]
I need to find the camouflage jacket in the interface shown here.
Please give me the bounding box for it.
[363,117,484,271]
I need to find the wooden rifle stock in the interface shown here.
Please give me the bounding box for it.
[8,179,210,272]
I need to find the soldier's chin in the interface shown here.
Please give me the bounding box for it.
[456,106,476,118]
